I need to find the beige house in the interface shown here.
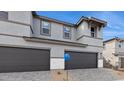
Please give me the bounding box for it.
[103,37,124,69]
[0,11,107,72]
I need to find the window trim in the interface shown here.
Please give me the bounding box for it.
[40,20,51,36]
[63,26,71,39]
[90,26,97,38]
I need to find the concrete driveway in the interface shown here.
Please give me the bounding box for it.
[0,68,119,81]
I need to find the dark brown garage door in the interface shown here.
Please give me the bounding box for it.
[65,51,97,70]
[0,46,50,72]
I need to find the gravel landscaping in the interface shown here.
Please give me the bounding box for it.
[0,68,119,81]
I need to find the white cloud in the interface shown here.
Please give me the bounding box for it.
[92,11,124,30]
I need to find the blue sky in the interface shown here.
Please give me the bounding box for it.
[37,11,124,40]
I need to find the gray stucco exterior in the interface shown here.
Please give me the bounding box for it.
[0,11,107,70]
[103,38,124,69]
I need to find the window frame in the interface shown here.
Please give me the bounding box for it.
[90,26,97,38]
[40,20,51,36]
[63,26,71,39]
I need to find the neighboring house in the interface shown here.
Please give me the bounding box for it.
[103,37,124,69]
[0,11,107,72]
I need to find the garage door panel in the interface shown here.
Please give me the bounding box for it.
[65,51,97,70]
[0,47,50,72]
[0,59,50,65]
[65,64,94,69]
[0,65,50,72]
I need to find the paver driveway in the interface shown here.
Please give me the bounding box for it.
[67,68,118,81]
[0,71,52,81]
[0,68,119,81]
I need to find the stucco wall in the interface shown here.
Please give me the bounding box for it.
[33,18,103,47]
[0,20,31,37]
[76,21,90,37]
[0,11,33,39]
[76,21,103,39]
[77,36,103,47]
[103,40,124,68]
[0,35,103,53]
[115,41,124,53]
[33,18,76,42]
[76,21,103,47]
[103,41,117,66]
[0,12,103,53]
[8,11,33,25]
[97,26,103,38]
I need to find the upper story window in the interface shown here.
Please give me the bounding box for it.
[41,21,50,36]
[119,44,121,48]
[103,44,106,49]
[91,27,97,38]
[63,26,71,39]
[0,11,8,20]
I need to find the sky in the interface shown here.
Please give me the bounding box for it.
[37,11,124,40]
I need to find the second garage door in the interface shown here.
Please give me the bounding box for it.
[65,51,97,70]
[0,46,50,72]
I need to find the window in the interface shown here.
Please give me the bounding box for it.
[63,26,71,39]
[41,21,50,35]
[0,11,8,20]
[103,44,106,49]
[91,27,97,38]
[119,44,121,48]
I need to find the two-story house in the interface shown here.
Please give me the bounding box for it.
[0,11,107,72]
[103,37,124,69]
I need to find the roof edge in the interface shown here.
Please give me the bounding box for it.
[103,37,121,43]
[76,16,107,27]
[32,11,74,27]
[23,36,88,47]
[32,11,107,27]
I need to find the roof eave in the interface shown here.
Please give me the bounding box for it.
[90,17,107,27]
[23,36,88,47]
[32,11,37,16]
[103,37,119,43]
[32,12,74,27]
[76,16,89,26]
[76,16,107,27]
